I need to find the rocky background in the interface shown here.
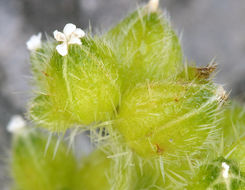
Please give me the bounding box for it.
[1,0,245,188]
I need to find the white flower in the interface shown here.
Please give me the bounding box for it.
[26,33,42,51]
[148,0,159,12]
[53,23,85,56]
[7,115,26,134]
[222,162,230,179]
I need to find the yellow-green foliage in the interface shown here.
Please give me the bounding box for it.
[131,156,189,189]
[97,138,196,190]
[78,150,111,190]
[220,102,245,146]
[77,148,168,190]
[11,131,78,190]
[29,37,120,131]
[132,159,163,190]
[21,1,245,190]
[220,102,245,173]
[227,138,245,172]
[106,7,183,90]
[185,102,245,190]
[188,157,245,190]
[116,81,220,158]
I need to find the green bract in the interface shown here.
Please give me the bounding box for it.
[106,7,183,90]
[227,138,245,172]
[14,1,245,189]
[116,82,220,158]
[188,157,245,190]
[29,37,121,131]
[78,150,111,190]
[10,131,78,190]
[221,102,245,146]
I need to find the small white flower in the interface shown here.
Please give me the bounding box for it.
[53,23,85,56]
[222,162,230,179]
[26,33,42,51]
[7,115,26,134]
[148,0,159,12]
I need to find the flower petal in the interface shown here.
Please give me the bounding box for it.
[68,36,82,45]
[37,32,42,39]
[53,30,66,42]
[63,23,76,36]
[26,32,42,51]
[56,43,68,56]
[74,28,85,38]
[7,115,26,134]
[148,0,159,12]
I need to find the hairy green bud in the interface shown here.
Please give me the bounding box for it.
[29,37,121,131]
[106,7,183,90]
[116,81,221,158]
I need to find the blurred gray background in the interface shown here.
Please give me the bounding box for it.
[0,0,245,188]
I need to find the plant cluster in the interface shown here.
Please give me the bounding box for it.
[8,0,245,189]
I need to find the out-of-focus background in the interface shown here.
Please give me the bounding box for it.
[0,0,245,188]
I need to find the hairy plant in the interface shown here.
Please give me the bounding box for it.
[7,0,245,190]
